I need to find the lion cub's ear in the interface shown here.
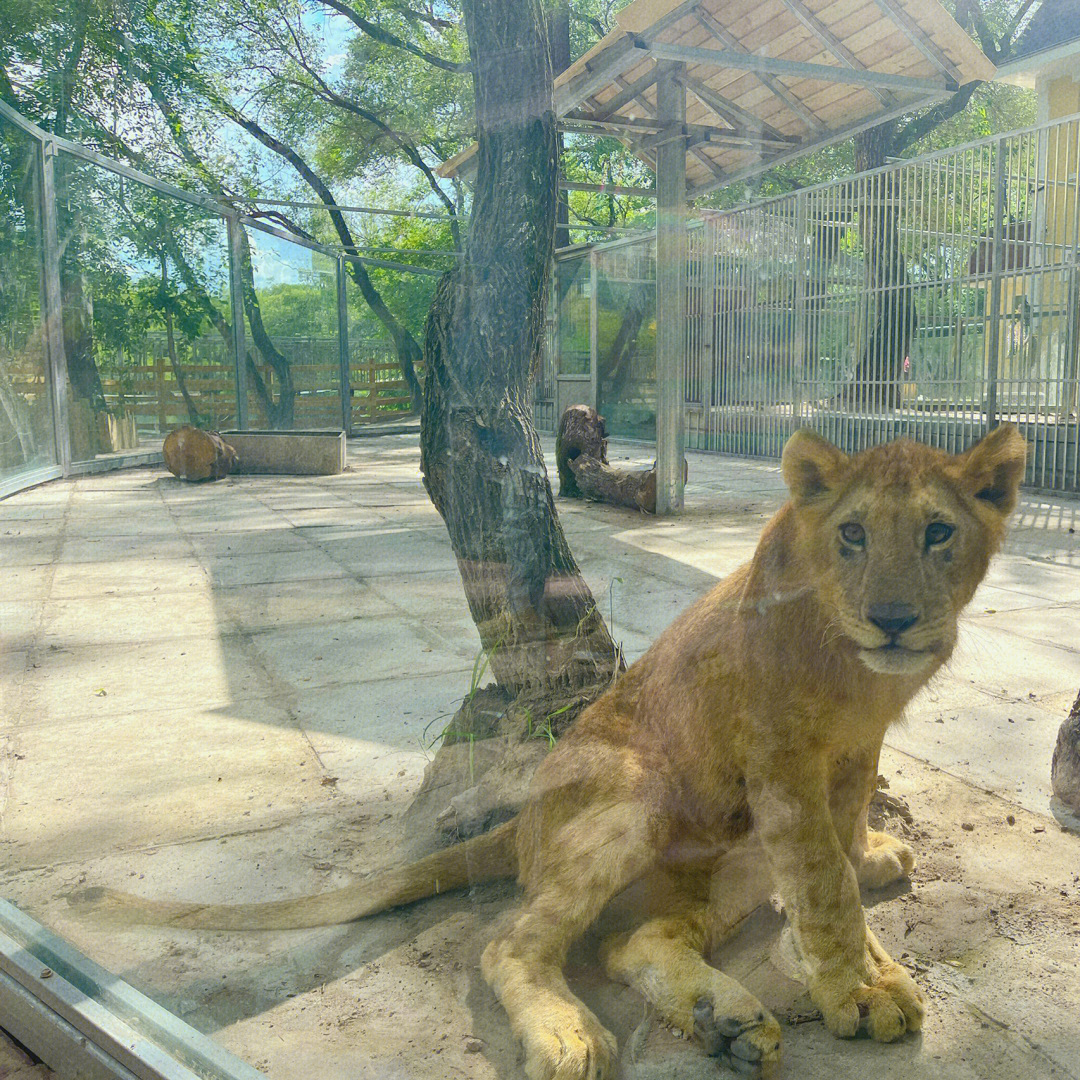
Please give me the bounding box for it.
[956,424,1027,516]
[782,429,850,504]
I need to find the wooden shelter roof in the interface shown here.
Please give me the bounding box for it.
[440,0,995,199]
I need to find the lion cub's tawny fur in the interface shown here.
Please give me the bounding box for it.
[83,427,1027,1080]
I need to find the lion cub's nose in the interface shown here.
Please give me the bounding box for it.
[867,602,919,636]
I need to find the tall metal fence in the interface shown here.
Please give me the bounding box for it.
[544,112,1080,493]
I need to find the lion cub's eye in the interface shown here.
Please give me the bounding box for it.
[839,522,866,546]
[925,522,954,546]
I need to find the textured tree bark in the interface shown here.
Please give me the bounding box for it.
[1051,690,1080,816]
[413,0,621,843]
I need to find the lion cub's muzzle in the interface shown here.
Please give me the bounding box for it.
[857,601,937,675]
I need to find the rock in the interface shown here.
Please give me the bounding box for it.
[1050,690,1080,814]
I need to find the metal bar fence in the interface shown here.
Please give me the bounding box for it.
[544,112,1080,494]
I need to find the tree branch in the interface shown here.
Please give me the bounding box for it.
[891,80,980,154]
[315,0,470,73]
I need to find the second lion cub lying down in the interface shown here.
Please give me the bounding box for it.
[83,426,1027,1080]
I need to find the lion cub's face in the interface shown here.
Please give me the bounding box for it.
[782,426,1027,676]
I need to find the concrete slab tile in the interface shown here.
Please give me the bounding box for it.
[56,535,188,564]
[318,532,458,577]
[49,556,206,599]
[0,601,43,642]
[246,616,475,693]
[21,632,262,724]
[950,621,1080,703]
[967,603,1079,652]
[2,534,60,567]
[40,590,222,647]
[212,577,396,631]
[982,554,1080,603]
[205,549,350,588]
[4,701,322,862]
[888,696,1062,813]
[185,528,313,558]
[7,564,54,603]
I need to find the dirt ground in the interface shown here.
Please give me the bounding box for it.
[2,435,1079,1080]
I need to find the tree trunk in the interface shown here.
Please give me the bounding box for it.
[849,125,915,411]
[412,0,620,843]
[160,254,203,426]
[235,223,295,429]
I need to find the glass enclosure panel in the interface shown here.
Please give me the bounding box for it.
[556,253,591,376]
[0,114,55,487]
[241,228,341,429]
[595,238,655,440]
[53,150,234,461]
[343,255,433,426]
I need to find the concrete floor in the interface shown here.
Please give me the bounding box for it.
[2,434,1079,1080]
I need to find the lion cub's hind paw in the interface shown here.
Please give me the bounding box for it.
[856,831,916,890]
[693,999,782,1078]
[819,965,925,1044]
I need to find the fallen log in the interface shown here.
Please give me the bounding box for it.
[555,404,684,513]
[163,426,239,482]
[555,403,608,498]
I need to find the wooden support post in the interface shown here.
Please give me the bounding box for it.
[655,61,687,514]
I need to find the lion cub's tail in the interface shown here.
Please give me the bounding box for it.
[71,820,518,931]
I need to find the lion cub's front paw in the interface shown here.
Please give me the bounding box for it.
[854,830,915,890]
[691,998,782,1078]
[814,943,925,1043]
[519,1003,618,1080]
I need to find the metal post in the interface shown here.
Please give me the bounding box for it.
[588,248,599,409]
[985,137,1006,432]
[792,190,808,425]
[337,256,351,433]
[226,213,249,429]
[654,61,687,514]
[39,136,71,472]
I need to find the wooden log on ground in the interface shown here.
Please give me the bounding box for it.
[556,404,685,513]
[569,454,659,512]
[162,426,238,482]
[1051,689,1080,815]
[555,403,608,498]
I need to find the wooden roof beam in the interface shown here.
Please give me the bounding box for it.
[775,0,896,109]
[563,112,798,148]
[680,76,790,143]
[686,87,952,199]
[643,38,954,96]
[593,66,660,120]
[869,0,963,86]
[690,9,826,133]
[555,34,642,116]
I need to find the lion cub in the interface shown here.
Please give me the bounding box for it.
[84,426,1027,1080]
